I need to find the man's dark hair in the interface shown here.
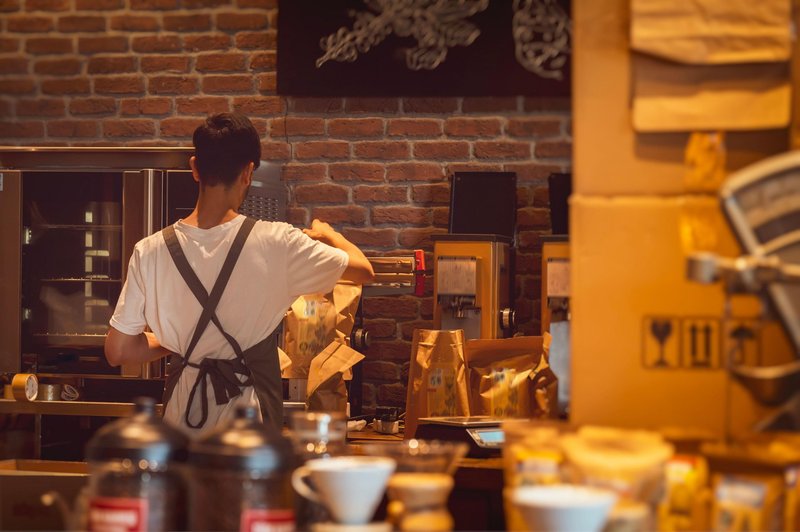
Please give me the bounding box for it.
[193,113,261,187]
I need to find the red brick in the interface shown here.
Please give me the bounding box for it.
[507,117,563,138]
[386,162,445,182]
[363,297,418,319]
[403,98,458,114]
[148,75,198,95]
[183,33,230,51]
[446,162,503,174]
[159,117,199,137]
[47,120,97,137]
[328,118,383,138]
[76,0,123,8]
[354,185,407,203]
[329,162,384,183]
[183,0,229,7]
[235,31,274,50]
[432,207,448,227]
[376,382,407,405]
[444,117,502,137]
[69,97,116,115]
[202,75,252,94]
[462,97,518,113]
[501,163,559,183]
[132,35,180,53]
[363,360,400,381]
[286,207,307,225]
[103,119,155,138]
[233,96,283,116]
[33,58,81,75]
[78,36,128,54]
[295,141,349,160]
[0,121,44,137]
[25,0,68,10]
[216,12,268,31]
[270,117,324,137]
[175,96,229,115]
[517,207,550,228]
[387,118,441,137]
[0,0,18,10]
[524,97,570,112]
[363,318,398,339]
[411,183,449,204]
[236,0,275,7]
[0,38,19,52]
[41,78,89,94]
[400,319,435,340]
[341,227,398,247]
[532,186,549,207]
[26,37,73,54]
[260,141,290,161]
[88,56,136,74]
[283,163,325,182]
[196,52,246,72]
[58,15,105,32]
[0,101,12,116]
[163,14,210,31]
[345,98,399,114]
[7,15,53,31]
[256,72,275,93]
[311,205,367,225]
[372,206,431,226]
[140,55,189,72]
[94,76,144,95]
[129,0,176,9]
[474,141,531,159]
[534,139,572,159]
[292,98,343,114]
[419,297,434,319]
[354,141,409,160]
[399,227,447,248]
[249,51,276,71]
[0,57,28,74]
[16,98,65,117]
[413,141,469,159]
[294,183,349,204]
[109,15,159,31]
[119,97,171,115]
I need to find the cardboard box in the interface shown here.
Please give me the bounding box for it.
[0,460,88,530]
[569,195,795,437]
[573,0,789,196]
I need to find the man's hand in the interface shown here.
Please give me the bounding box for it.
[302,219,338,246]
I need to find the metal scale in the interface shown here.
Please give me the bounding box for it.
[687,151,800,431]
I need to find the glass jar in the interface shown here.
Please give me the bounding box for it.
[188,405,298,532]
[84,397,188,532]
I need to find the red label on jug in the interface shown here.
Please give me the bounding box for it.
[240,508,295,532]
[88,497,148,532]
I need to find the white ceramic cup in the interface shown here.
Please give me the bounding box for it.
[292,456,396,525]
[511,484,617,532]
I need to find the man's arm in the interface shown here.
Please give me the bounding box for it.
[303,219,375,284]
[105,327,170,367]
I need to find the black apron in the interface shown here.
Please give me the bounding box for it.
[160,217,283,432]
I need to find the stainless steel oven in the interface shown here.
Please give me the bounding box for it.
[0,147,197,379]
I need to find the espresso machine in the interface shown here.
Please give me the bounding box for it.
[432,172,518,340]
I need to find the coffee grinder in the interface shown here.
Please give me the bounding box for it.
[432,172,518,340]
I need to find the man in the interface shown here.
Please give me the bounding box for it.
[105,112,374,437]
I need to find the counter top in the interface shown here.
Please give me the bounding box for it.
[0,398,163,417]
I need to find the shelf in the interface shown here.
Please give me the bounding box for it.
[39,277,121,283]
[32,224,122,231]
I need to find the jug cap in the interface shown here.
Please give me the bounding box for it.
[189,405,297,473]
[85,396,188,464]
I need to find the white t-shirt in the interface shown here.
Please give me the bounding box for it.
[110,215,348,438]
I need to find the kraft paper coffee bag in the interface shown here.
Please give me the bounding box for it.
[404,329,470,438]
[283,282,361,378]
[465,335,558,419]
[306,341,365,413]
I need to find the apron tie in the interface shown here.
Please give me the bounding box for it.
[184,357,253,429]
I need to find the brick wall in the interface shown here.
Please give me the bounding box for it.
[0,0,572,411]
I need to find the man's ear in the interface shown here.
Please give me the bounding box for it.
[242,161,255,186]
[189,156,201,184]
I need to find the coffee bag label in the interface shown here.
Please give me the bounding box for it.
[240,509,295,532]
[88,497,148,532]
